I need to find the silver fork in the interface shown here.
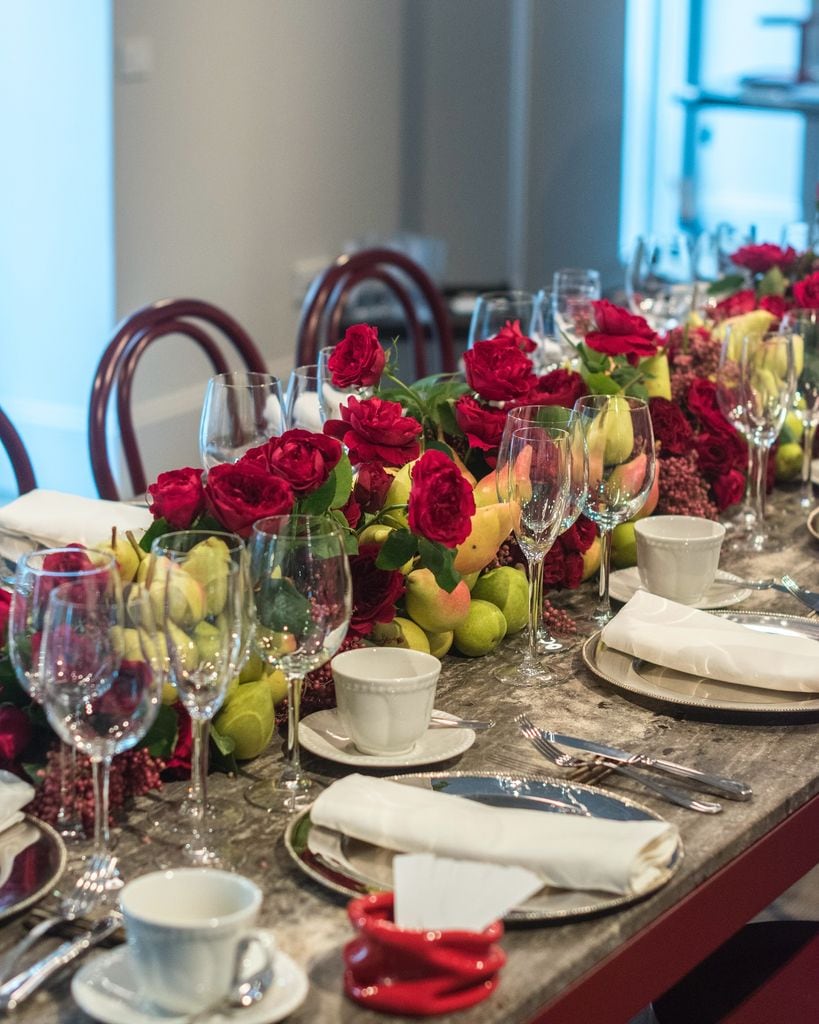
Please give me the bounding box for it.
[780,574,819,614]
[0,853,118,983]
[515,715,722,814]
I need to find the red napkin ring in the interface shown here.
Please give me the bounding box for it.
[343,891,506,1016]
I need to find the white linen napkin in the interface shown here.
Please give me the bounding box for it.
[310,774,679,896]
[0,489,153,565]
[0,770,34,834]
[601,590,819,693]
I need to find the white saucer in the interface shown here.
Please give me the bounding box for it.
[608,568,751,610]
[71,936,308,1024]
[299,708,476,767]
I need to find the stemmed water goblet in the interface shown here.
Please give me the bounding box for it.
[503,426,570,683]
[573,395,656,624]
[199,371,285,472]
[780,309,819,509]
[8,548,121,842]
[149,533,244,865]
[466,291,543,350]
[247,514,352,810]
[551,268,601,348]
[495,404,587,654]
[625,235,694,331]
[285,364,323,431]
[38,569,162,885]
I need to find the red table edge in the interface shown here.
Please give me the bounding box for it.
[526,791,819,1023]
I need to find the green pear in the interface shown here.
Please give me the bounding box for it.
[148,557,206,628]
[165,620,200,673]
[471,566,528,634]
[97,527,141,584]
[452,599,507,657]
[404,568,471,633]
[121,627,145,663]
[193,619,223,666]
[588,395,634,466]
[181,537,232,616]
[381,461,416,528]
[214,678,276,760]
[640,353,672,400]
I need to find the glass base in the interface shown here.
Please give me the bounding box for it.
[181,841,227,868]
[245,771,313,813]
[493,654,554,686]
[149,794,245,834]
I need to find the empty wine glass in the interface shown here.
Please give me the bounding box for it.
[199,371,284,472]
[505,426,570,682]
[573,395,656,624]
[285,364,323,431]
[248,514,352,810]
[466,291,543,350]
[780,309,819,509]
[39,573,161,884]
[625,235,694,331]
[149,534,243,865]
[496,404,588,653]
[8,547,120,841]
[552,268,601,348]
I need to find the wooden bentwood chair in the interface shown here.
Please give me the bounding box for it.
[295,247,457,379]
[0,406,37,495]
[89,298,267,501]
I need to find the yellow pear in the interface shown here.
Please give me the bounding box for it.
[97,527,141,584]
[639,353,672,400]
[404,568,471,633]
[181,537,232,616]
[714,309,775,358]
[370,616,430,652]
[424,627,454,657]
[453,502,515,575]
[580,536,601,581]
[147,557,206,628]
[381,461,416,528]
[587,395,634,466]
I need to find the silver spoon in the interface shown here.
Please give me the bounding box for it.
[186,941,274,1023]
[429,711,495,730]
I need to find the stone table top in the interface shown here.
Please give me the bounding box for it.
[3,489,818,1022]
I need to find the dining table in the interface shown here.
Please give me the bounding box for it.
[0,485,817,1023]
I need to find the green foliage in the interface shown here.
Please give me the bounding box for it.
[707,274,745,297]
[141,704,179,759]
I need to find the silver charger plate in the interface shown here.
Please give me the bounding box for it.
[807,506,819,543]
[583,611,819,720]
[284,771,682,923]
[0,815,67,921]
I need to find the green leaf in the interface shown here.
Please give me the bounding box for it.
[706,274,745,297]
[210,722,236,756]
[141,704,179,759]
[375,529,418,570]
[139,517,171,553]
[256,578,312,634]
[296,474,335,515]
[759,265,787,297]
[417,538,459,592]
[583,371,621,395]
[329,453,353,508]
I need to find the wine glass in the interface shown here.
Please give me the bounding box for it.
[248,514,352,810]
[8,547,120,841]
[625,235,694,331]
[149,534,243,865]
[505,426,570,682]
[780,309,819,509]
[285,364,323,431]
[573,395,656,624]
[466,291,543,349]
[495,404,588,653]
[715,329,761,537]
[317,345,381,422]
[199,371,284,471]
[39,572,161,882]
[551,268,601,348]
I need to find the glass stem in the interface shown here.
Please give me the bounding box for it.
[190,718,210,838]
[532,554,554,645]
[595,528,613,622]
[91,755,112,858]
[527,555,545,663]
[56,741,83,836]
[801,422,817,506]
[286,675,303,775]
[749,440,767,525]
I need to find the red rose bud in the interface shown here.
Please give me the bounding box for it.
[495,319,537,353]
[324,396,422,468]
[328,323,386,388]
[349,544,406,636]
[407,449,476,548]
[353,462,393,512]
[0,706,32,762]
[204,461,295,537]
[147,467,206,528]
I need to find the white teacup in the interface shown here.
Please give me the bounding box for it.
[634,515,726,605]
[331,647,441,755]
[119,868,273,1015]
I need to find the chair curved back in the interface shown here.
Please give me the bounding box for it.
[0,406,36,495]
[89,298,267,500]
[295,248,456,378]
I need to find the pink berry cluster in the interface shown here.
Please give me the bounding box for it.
[543,600,577,637]
[656,450,718,519]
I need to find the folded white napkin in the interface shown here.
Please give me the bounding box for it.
[0,770,34,834]
[0,489,153,565]
[601,590,819,692]
[310,774,679,896]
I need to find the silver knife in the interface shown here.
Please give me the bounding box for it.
[543,729,753,800]
[0,912,122,1011]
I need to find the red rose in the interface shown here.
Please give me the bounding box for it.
[454,395,507,455]
[528,368,588,408]
[328,323,385,388]
[542,543,566,589]
[407,450,476,548]
[759,294,788,322]
[245,429,342,496]
[649,397,694,456]
[463,337,537,402]
[793,271,819,309]
[710,289,756,322]
[41,545,96,575]
[204,461,295,537]
[584,300,660,361]
[353,462,393,513]
[147,467,206,528]
[495,319,537,354]
[348,544,405,636]
[695,430,746,478]
[163,702,193,780]
[560,515,596,554]
[561,549,585,589]
[711,468,745,512]
[323,396,423,467]
[0,706,32,764]
[686,378,732,434]
[340,493,362,528]
[0,589,10,640]
[731,244,796,275]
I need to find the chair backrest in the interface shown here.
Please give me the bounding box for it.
[295,247,456,378]
[0,406,36,495]
[89,298,267,501]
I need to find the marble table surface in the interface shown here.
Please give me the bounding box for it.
[2,489,818,1023]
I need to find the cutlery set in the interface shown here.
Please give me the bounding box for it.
[711,574,819,613]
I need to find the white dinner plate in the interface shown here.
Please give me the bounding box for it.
[299,709,476,767]
[608,568,751,609]
[71,936,308,1024]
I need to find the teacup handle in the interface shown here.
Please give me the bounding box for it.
[231,929,276,993]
